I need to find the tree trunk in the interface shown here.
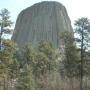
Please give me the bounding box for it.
[0,23,3,51]
[3,76,6,90]
[80,26,84,90]
[70,78,74,90]
[85,77,88,90]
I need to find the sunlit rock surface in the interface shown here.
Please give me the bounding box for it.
[12,1,73,48]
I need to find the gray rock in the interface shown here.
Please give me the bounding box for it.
[12,1,73,48]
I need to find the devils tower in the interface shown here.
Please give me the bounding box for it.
[12,1,73,48]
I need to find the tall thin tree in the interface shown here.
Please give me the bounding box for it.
[74,17,90,90]
[0,8,13,50]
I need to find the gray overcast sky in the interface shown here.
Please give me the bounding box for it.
[0,0,90,26]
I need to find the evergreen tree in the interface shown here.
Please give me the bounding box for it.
[0,8,13,50]
[34,41,57,90]
[60,31,80,77]
[37,41,56,71]
[60,31,80,90]
[21,43,36,69]
[15,64,35,90]
[74,17,90,90]
[0,40,17,90]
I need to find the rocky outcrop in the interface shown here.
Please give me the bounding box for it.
[12,1,73,48]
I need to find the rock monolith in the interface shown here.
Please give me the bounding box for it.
[12,1,73,48]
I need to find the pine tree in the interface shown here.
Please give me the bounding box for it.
[74,17,90,90]
[60,31,80,90]
[15,64,35,90]
[0,40,17,90]
[37,41,56,72]
[0,8,13,50]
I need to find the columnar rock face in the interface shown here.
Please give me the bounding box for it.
[12,1,73,48]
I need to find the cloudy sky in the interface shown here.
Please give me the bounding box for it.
[0,0,90,26]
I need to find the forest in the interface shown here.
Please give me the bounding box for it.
[0,8,90,90]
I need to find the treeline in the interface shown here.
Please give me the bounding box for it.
[0,40,57,90]
[0,30,90,90]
